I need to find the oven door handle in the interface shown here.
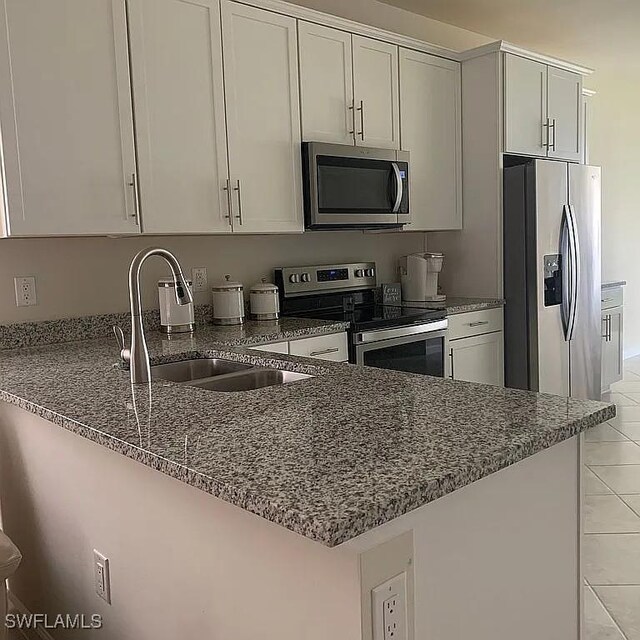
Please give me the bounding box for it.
[391,162,403,213]
[354,319,448,344]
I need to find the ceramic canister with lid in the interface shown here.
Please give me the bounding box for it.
[211,275,245,325]
[249,278,280,321]
[158,278,195,334]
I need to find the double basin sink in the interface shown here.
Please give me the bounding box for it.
[151,357,312,392]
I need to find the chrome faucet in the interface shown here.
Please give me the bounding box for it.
[114,247,193,384]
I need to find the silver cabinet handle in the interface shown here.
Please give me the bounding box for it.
[607,314,612,342]
[309,347,339,357]
[357,100,364,141]
[550,118,557,151]
[348,100,355,139]
[602,316,609,340]
[449,349,454,379]
[468,320,489,327]
[233,179,243,225]
[542,118,550,149]
[222,179,232,223]
[602,297,614,303]
[128,173,140,225]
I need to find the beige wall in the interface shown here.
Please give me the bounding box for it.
[0,232,425,323]
[587,69,640,356]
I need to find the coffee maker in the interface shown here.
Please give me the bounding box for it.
[399,252,445,302]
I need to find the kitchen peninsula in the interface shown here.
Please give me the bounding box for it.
[0,320,613,640]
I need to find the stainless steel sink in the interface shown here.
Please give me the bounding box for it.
[151,358,253,383]
[192,369,312,392]
[150,357,313,392]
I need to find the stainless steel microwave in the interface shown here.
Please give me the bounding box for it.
[302,142,410,230]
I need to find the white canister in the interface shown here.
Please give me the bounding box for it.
[249,278,280,321]
[211,275,245,325]
[158,278,195,334]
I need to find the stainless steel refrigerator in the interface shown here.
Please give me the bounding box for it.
[503,159,601,400]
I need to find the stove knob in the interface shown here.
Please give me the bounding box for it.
[365,268,375,278]
[301,272,311,283]
[355,269,365,277]
[289,274,300,283]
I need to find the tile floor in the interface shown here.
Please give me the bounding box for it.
[585,357,640,640]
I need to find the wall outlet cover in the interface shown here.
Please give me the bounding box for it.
[191,267,208,293]
[14,276,37,307]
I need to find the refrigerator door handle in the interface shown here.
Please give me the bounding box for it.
[560,205,572,340]
[567,204,581,342]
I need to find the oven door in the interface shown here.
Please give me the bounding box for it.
[353,322,448,377]
[303,142,409,229]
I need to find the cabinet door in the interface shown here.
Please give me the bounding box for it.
[128,0,231,234]
[547,66,582,162]
[221,1,303,233]
[504,54,547,157]
[602,308,623,391]
[0,0,138,236]
[450,332,504,386]
[298,22,354,145]
[399,49,461,230]
[352,35,400,150]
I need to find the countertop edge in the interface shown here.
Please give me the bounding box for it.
[0,386,614,547]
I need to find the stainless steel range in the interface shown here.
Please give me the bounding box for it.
[274,262,447,376]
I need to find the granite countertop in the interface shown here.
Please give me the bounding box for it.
[402,297,505,315]
[602,281,626,290]
[0,322,613,547]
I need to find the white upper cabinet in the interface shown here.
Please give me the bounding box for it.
[221,1,303,233]
[547,67,582,162]
[503,53,582,162]
[0,0,139,236]
[128,0,231,234]
[399,49,461,231]
[504,55,547,158]
[298,22,354,145]
[352,36,400,149]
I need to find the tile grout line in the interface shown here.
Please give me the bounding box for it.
[588,585,630,640]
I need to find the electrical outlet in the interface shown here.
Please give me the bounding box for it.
[14,276,37,307]
[372,573,407,640]
[191,267,208,292]
[93,550,111,604]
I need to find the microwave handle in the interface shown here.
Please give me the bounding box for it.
[391,162,403,213]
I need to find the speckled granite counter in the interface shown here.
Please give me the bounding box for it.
[0,325,613,547]
[602,280,626,290]
[402,297,505,315]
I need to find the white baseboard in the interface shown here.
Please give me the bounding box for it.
[6,593,55,640]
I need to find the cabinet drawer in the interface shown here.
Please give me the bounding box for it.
[448,308,503,341]
[289,333,348,361]
[601,287,623,310]
[252,341,289,355]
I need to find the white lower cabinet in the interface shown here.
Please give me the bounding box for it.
[601,286,624,393]
[448,309,504,386]
[252,341,289,355]
[289,333,349,362]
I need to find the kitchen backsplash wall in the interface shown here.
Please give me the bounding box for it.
[0,232,426,324]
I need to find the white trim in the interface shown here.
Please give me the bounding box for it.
[582,87,597,97]
[6,592,55,640]
[459,40,593,76]
[230,0,461,61]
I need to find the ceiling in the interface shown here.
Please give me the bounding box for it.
[378,0,640,69]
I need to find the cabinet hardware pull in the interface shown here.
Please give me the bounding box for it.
[309,347,339,357]
[607,314,612,342]
[602,297,613,303]
[550,118,557,151]
[233,179,243,225]
[542,118,550,149]
[128,173,140,225]
[449,349,454,379]
[348,100,355,138]
[357,100,364,140]
[468,320,489,327]
[222,179,232,223]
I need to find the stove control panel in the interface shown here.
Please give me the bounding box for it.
[275,262,377,297]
